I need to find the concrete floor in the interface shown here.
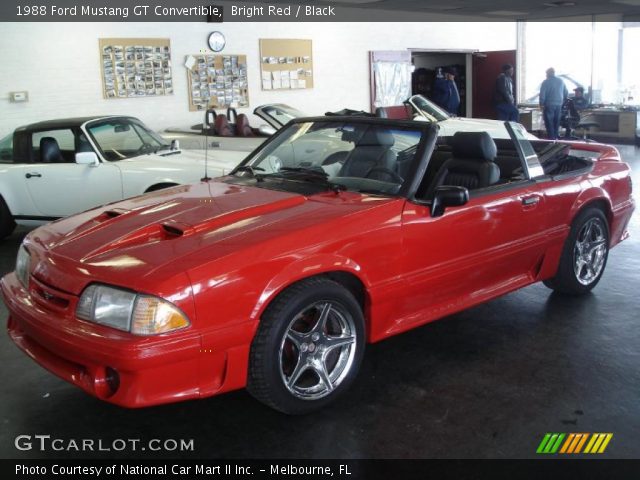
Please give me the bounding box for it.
[0,146,638,460]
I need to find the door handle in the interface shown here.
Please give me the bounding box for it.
[521,195,540,206]
[25,172,42,179]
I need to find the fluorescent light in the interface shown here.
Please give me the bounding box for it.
[612,0,640,5]
[421,4,464,10]
[486,10,530,16]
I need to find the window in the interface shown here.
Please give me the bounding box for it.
[87,119,167,160]
[32,129,76,163]
[520,21,640,106]
[247,121,424,196]
[0,133,12,163]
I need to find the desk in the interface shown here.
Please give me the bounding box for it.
[519,107,639,143]
[580,109,639,142]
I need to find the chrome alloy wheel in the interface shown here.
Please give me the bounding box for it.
[573,218,607,285]
[279,301,357,400]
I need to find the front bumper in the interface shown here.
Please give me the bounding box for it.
[1,273,236,408]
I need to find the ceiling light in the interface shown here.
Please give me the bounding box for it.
[486,10,530,16]
[421,4,464,10]
[612,0,640,5]
[543,1,577,6]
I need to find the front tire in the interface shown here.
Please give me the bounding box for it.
[247,277,365,414]
[544,207,609,295]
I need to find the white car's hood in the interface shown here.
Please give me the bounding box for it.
[117,148,248,176]
[415,116,538,140]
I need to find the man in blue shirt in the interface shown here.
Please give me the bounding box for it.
[539,68,568,140]
[432,67,461,115]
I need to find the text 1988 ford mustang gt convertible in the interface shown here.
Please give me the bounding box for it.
[2,118,634,414]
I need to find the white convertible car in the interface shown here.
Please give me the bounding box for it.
[0,116,246,239]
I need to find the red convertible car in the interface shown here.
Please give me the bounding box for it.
[2,117,634,414]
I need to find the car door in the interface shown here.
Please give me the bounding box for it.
[396,127,551,327]
[24,128,122,218]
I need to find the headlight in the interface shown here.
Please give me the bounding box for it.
[76,284,190,335]
[16,246,30,288]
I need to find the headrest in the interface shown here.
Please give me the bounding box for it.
[375,105,411,120]
[40,137,64,163]
[235,114,254,137]
[214,114,233,137]
[358,128,395,147]
[452,131,497,162]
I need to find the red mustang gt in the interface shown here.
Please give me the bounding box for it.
[2,118,634,414]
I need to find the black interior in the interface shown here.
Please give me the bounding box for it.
[415,134,594,199]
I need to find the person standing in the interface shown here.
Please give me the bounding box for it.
[539,67,568,140]
[432,67,460,115]
[494,64,519,122]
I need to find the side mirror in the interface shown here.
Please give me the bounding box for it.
[430,186,469,217]
[170,139,180,151]
[75,151,100,166]
[258,124,276,136]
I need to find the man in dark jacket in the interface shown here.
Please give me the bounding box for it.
[494,64,519,121]
[540,67,568,140]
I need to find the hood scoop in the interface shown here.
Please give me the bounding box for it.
[77,195,306,262]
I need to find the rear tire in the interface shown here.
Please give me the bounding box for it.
[247,277,365,415]
[543,207,609,295]
[0,197,16,240]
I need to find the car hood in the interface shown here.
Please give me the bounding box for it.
[27,181,398,295]
[113,150,248,178]
[414,116,537,140]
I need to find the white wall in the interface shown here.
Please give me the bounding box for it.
[0,22,516,137]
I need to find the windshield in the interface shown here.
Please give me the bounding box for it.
[86,118,169,161]
[408,95,450,122]
[242,121,424,196]
[258,104,305,127]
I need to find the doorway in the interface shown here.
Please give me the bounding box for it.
[411,51,470,117]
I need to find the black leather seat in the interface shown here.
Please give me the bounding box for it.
[426,131,500,194]
[339,128,396,179]
[39,137,65,163]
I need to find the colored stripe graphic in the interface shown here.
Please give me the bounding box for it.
[537,433,612,454]
[536,433,565,454]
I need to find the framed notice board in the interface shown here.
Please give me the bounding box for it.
[259,39,313,90]
[185,54,249,111]
[99,38,173,99]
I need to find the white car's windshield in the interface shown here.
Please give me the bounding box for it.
[408,95,450,122]
[259,105,305,127]
[243,121,424,196]
[87,118,170,161]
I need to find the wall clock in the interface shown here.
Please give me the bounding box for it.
[208,31,226,52]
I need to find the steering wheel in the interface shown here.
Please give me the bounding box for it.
[364,166,403,183]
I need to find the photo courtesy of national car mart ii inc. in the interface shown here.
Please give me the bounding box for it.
[15,463,350,476]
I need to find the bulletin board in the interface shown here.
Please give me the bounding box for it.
[99,38,173,99]
[259,39,314,90]
[185,54,249,111]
